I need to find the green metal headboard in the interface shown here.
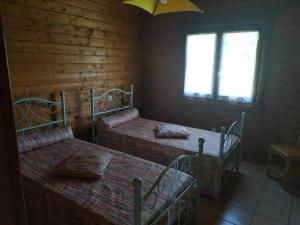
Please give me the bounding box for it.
[13,91,67,135]
[90,84,134,143]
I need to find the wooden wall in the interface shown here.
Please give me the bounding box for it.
[1,0,141,140]
[141,0,300,163]
[2,0,300,163]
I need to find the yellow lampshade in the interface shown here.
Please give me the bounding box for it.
[122,0,203,16]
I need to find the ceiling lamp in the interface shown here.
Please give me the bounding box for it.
[122,0,203,16]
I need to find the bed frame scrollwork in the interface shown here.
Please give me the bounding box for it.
[91,85,246,200]
[214,112,246,200]
[12,91,202,224]
[13,91,67,134]
[133,138,204,225]
[90,84,134,143]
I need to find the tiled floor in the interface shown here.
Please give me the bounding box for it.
[199,161,300,225]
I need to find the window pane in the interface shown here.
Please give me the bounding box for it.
[184,33,216,98]
[218,31,259,103]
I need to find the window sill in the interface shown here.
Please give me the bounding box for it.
[182,96,263,112]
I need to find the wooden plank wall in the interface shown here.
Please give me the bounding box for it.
[141,0,300,163]
[1,0,141,140]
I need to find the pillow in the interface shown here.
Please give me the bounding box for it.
[17,133,40,153]
[54,151,112,179]
[17,126,74,153]
[97,108,139,129]
[154,124,190,139]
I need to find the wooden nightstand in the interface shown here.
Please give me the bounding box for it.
[266,135,300,190]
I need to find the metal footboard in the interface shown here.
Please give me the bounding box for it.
[133,138,205,225]
[214,112,246,200]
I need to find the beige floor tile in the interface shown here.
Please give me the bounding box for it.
[265,177,283,191]
[198,161,300,225]
[256,200,290,224]
[244,163,268,182]
[261,186,292,207]
[214,219,235,225]
[230,175,264,198]
[220,205,253,225]
[251,214,287,225]
[198,197,223,225]
[292,197,300,212]
[290,210,300,225]
[224,192,259,212]
[246,163,266,174]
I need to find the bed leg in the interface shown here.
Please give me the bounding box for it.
[130,84,134,108]
[60,91,67,126]
[214,166,221,201]
[90,89,96,143]
[196,138,205,224]
[219,127,226,162]
[215,127,225,201]
[91,122,96,144]
[133,178,142,225]
[238,112,246,171]
[236,149,240,173]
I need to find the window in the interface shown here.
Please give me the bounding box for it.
[184,29,262,104]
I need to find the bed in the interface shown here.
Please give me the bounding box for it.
[13,92,202,225]
[91,85,246,200]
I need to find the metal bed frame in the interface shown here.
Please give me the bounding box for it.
[13,91,67,134]
[134,139,203,225]
[214,112,246,199]
[13,92,202,224]
[90,84,134,143]
[91,85,246,200]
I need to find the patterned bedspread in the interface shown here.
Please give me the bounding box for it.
[97,118,230,197]
[19,138,193,225]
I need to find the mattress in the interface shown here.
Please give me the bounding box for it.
[19,138,193,225]
[98,118,231,157]
[97,118,234,197]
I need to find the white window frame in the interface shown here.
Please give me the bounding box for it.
[183,25,266,106]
